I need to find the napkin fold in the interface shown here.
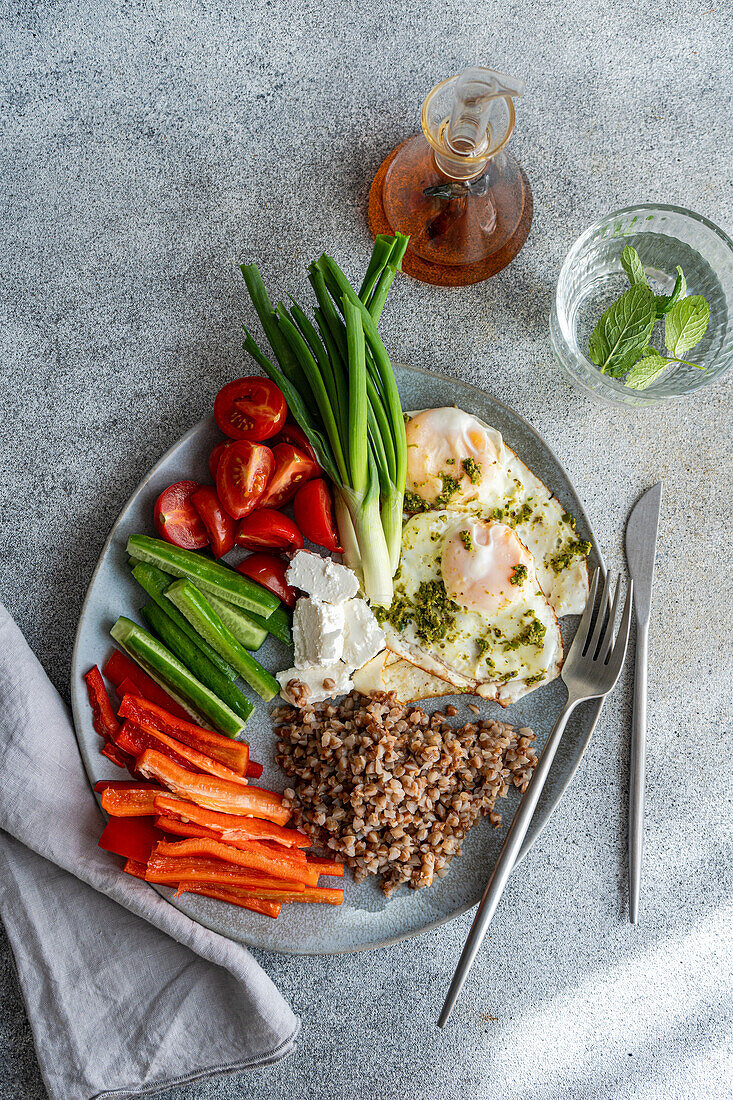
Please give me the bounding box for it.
[0,601,299,1100]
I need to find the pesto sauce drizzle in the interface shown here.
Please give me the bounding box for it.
[547,537,592,573]
[374,579,459,645]
[403,472,462,513]
[461,457,481,484]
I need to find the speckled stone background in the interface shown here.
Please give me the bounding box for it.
[1,2,732,1098]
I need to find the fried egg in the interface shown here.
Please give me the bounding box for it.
[404,408,591,617]
[377,512,563,706]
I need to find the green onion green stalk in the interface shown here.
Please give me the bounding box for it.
[240,232,408,605]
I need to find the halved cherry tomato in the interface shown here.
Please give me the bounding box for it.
[154,481,209,550]
[236,552,297,608]
[216,441,274,520]
[214,378,287,441]
[235,510,304,552]
[273,421,321,468]
[191,486,235,558]
[208,442,231,481]
[259,443,320,509]
[293,479,343,552]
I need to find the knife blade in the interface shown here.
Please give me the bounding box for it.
[624,482,662,923]
[625,482,662,626]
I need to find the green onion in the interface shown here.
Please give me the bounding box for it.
[240,233,409,604]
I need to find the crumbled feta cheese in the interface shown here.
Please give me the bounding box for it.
[286,550,359,604]
[292,598,345,667]
[276,662,354,706]
[341,599,385,670]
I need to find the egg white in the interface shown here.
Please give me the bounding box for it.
[380,511,563,706]
[405,408,590,617]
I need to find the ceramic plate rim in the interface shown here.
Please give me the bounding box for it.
[70,362,605,955]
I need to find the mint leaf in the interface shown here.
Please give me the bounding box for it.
[621,246,648,287]
[664,295,710,357]
[588,284,657,376]
[625,352,671,390]
[655,266,686,319]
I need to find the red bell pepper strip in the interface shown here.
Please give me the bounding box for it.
[100,786,161,817]
[136,750,290,825]
[103,650,190,720]
[144,853,303,892]
[175,882,281,918]
[116,719,250,786]
[259,840,307,862]
[122,858,148,880]
[98,817,163,863]
[114,721,200,774]
[177,882,343,906]
[154,816,219,840]
[84,666,120,741]
[114,677,143,702]
[245,760,263,779]
[117,695,249,775]
[100,741,129,769]
[253,885,344,905]
[152,794,308,848]
[305,856,345,878]
[95,780,159,793]
[152,837,316,886]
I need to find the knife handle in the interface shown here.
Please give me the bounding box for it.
[628,620,648,923]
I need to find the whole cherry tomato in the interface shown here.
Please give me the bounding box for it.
[292,478,343,553]
[216,440,274,520]
[191,486,236,558]
[214,378,287,441]
[259,443,319,509]
[154,481,209,550]
[235,552,297,608]
[273,421,321,467]
[235,510,304,552]
[208,441,231,481]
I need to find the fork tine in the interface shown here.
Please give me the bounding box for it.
[605,579,634,683]
[586,569,612,657]
[598,576,622,663]
[573,567,600,656]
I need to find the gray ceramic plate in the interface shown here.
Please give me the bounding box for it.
[71,363,604,955]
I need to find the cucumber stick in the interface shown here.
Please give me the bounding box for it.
[127,534,280,618]
[166,580,280,701]
[110,617,246,736]
[245,604,292,647]
[141,602,254,724]
[202,589,268,651]
[132,562,239,679]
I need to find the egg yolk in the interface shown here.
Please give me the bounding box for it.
[405,408,503,504]
[442,521,534,614]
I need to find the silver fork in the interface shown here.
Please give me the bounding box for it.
[438,569,633,1028]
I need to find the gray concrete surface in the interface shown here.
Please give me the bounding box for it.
[1,1,732,1098]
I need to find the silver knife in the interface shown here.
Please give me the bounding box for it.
[624,482,662,924]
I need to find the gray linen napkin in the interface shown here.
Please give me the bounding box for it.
[0,601,300,1100]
